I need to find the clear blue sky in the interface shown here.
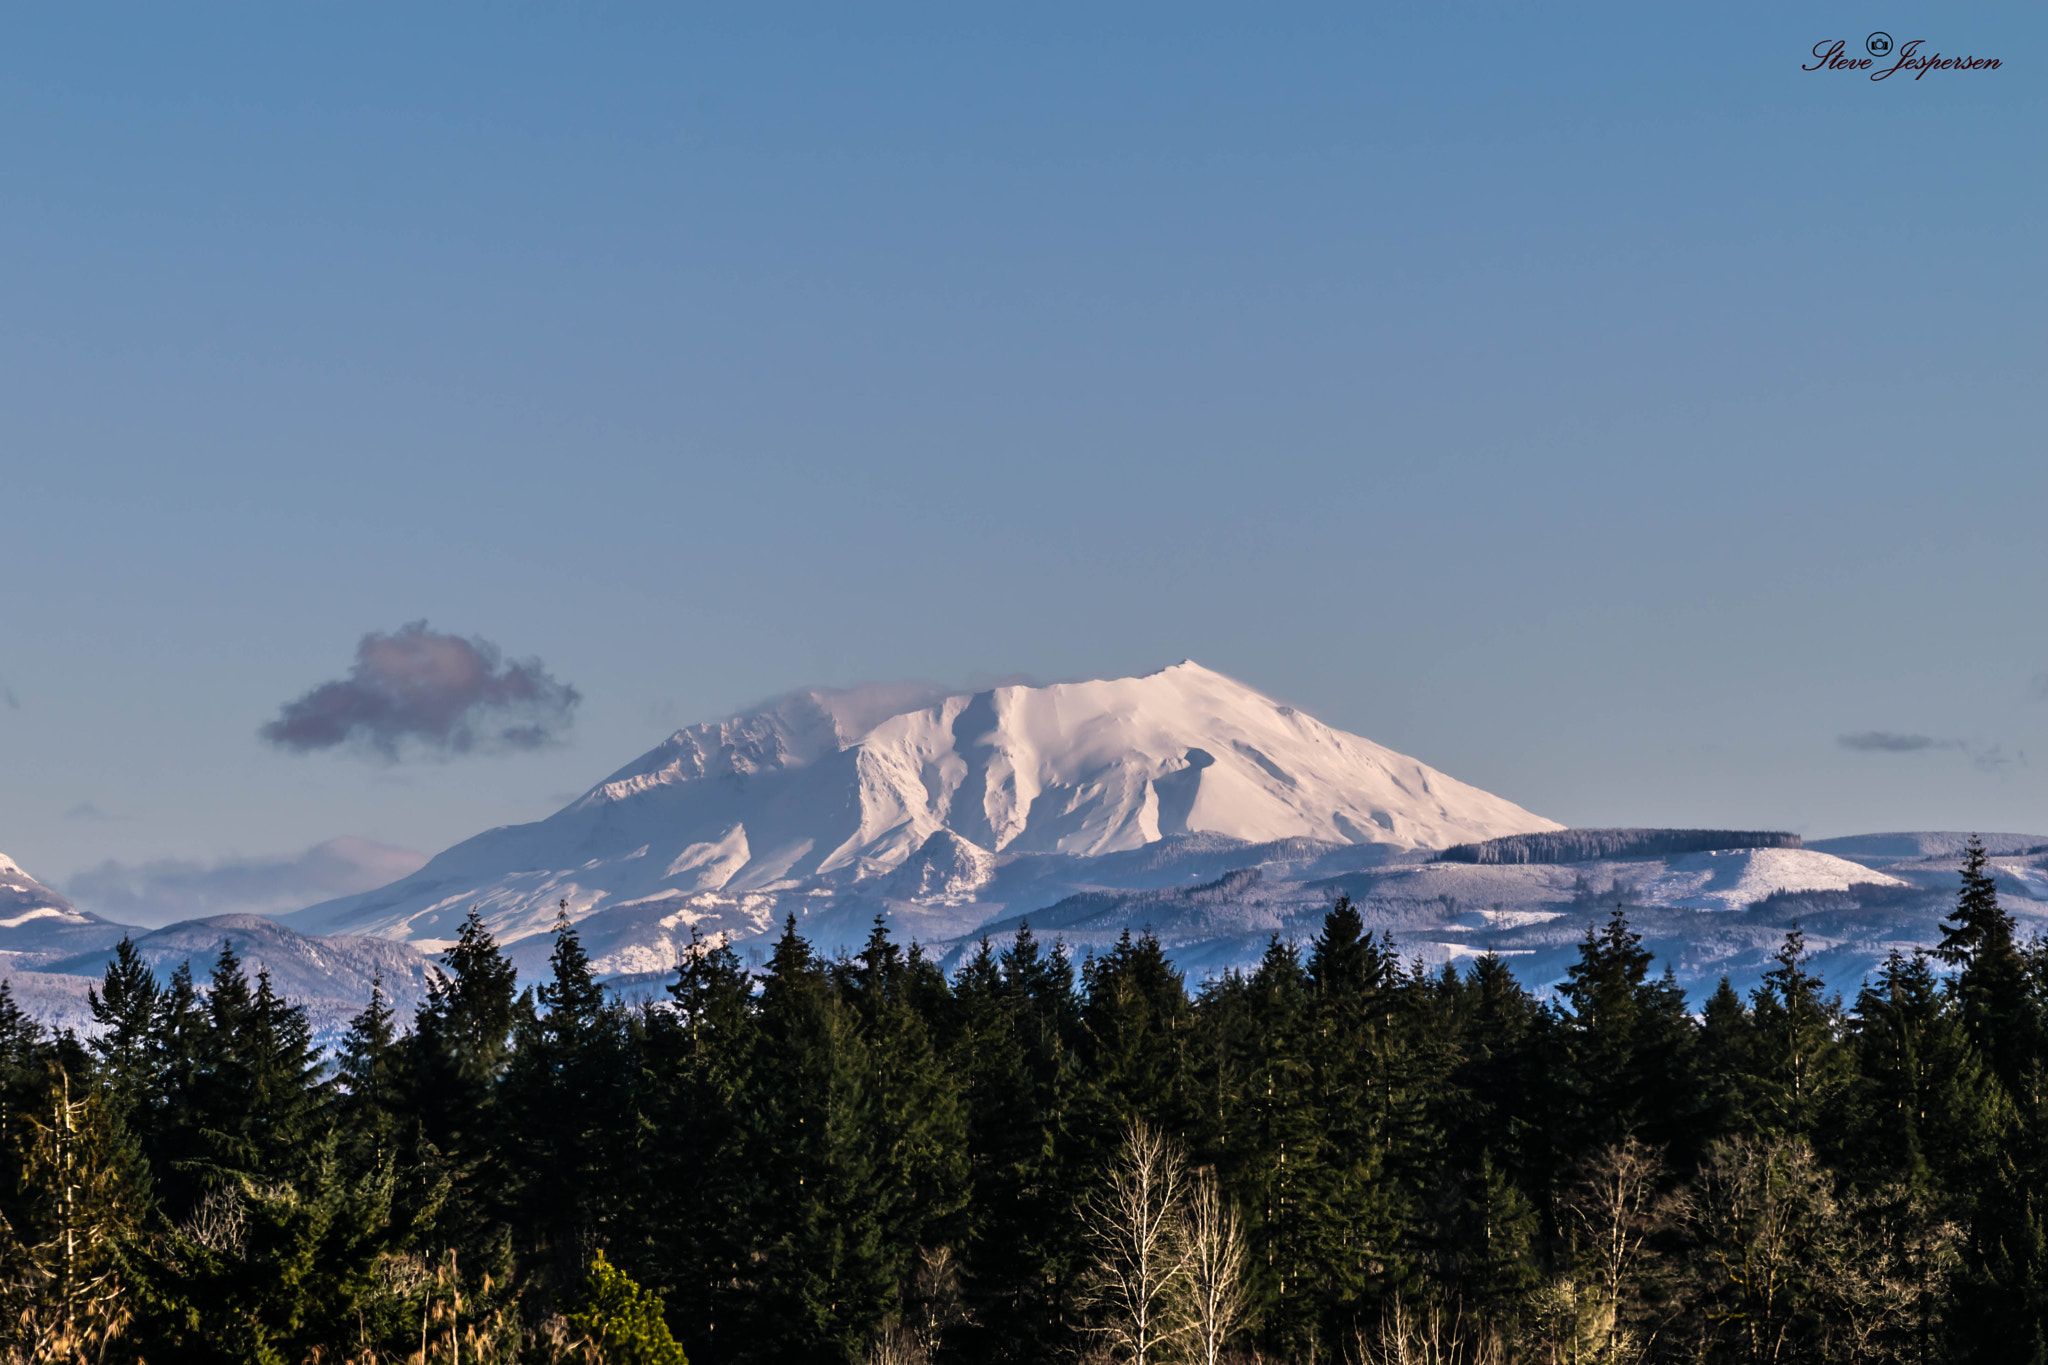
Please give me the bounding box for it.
[3,4,2044,903]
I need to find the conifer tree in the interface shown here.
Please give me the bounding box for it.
[732,916,890,1362]
[335,973,402,1169]
[87,937,159,1116]
[1204,937,1325,1352]
[1078,929,1195,1151]
[1555,905,1698,1152]
[639,927,758,1360]
[951,926,1078,1362]
[1695,976,1760,1141]
[404,905,520,1262]
[834,919,971,1344]
[1848,951,2009,1192]
[1302,897,1412,1350]
[1938,836,2036,1099]
[504,902,634,1290]
[1748,927,1854,1144]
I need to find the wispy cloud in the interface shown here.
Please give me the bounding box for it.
[64,836,430,929]
[1838,731,2023,774]
[1,681,19,710]
[1838,731,1952,753]
[62,799,127,822]
[261,621,580,761]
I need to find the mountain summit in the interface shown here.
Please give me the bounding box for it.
[289,662,1559,958]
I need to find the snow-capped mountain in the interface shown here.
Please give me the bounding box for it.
[288,662,1561,968]
[0,853,132,962]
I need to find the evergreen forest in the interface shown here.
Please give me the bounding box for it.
[3,837,2047,1364]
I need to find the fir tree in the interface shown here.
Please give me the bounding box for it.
[87,937,159,1114]
[1748,927,1854,1143]
[638,927,758,1361]
[1938,835,2036,1099]
[504,902,634,1290]
[404,905,520,1263]
[732,916,890,1363]
[1555,905,1698,1152]
[335,972,401,1168]
[1302,897,1412,1351]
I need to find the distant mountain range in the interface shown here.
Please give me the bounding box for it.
[7,664,2045,1032]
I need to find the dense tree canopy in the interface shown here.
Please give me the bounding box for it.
[1,837,2045,1362]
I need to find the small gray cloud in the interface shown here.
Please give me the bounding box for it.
[1839,731,2023,774]
[64,836,430,929]
[2031,673,2048,701]
[2,682,19,710]
[1839,731,1953,753]
[262,621,580,761]
[62,799,126,822]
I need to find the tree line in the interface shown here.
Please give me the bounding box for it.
[1,836,2045,1363]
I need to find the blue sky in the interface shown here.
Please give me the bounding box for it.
[2,4,2043,915]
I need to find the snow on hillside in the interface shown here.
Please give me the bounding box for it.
[288,661,1562,959]
[1634,848,1908,912]
[1808,832,2048,864]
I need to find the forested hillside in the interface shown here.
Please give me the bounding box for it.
[2,839,2045,1363]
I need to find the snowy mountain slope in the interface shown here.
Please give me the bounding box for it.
[287,662,1562,958]
[2,851,429,1043]
[0,852,135,966]
[45,914,433,1014]
[1808,832,2048,864]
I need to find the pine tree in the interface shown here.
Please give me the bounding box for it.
[1848,951,2009,1191]
[87,937,159,1116]
[1555,905,1698,1153]
[1748,927,1854,1143]
[566,1249,690,1364]
[732,916,890,1363]
[1302,897,1412,1351]
[834,919,971,1350]
[1695,976,1760,1141]
[1938,835,2036,1099]
[335,973,401,1168]
[504,902,634,1291]
[1202,937,1325,1354]
[1077,929,1195,1153]
[639,927,758,1361]
[950,925,1081,1362]
[404,905,520,1263]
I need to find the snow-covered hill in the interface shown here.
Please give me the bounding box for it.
[288,661,1562,968]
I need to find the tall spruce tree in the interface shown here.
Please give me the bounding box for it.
[1303,897,1412,1351]
[504,903,634,1290]
[404,905,520,1265]
[87,937,159,1117]
[1554,905,1697,1153]
[1938,836,2036,1099]
[1847,950,2009,1192]
[1747,927,1855,1144]
[639,927,758,1361]
[732,916,890,1363]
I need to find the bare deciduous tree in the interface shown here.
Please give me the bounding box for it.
[1081,1120,1193,1365]
[1557,1137,1675,1363]
[1356,1293,1508,1365]
[1178,1166,1249,1365]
